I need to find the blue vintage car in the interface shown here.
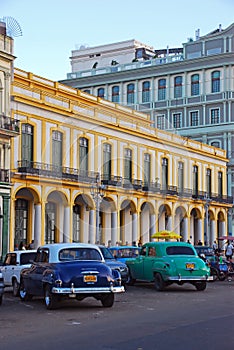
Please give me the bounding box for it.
[19,243,124,309]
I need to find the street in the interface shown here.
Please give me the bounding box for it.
[1,280,234,350]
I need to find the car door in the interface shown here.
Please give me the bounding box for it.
[1,253,17,286]
[24,249,49,296]
[131,246,146,280]
[142,246,156,281]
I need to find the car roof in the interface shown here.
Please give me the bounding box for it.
[109,246,140,249]
[37,243,105,263]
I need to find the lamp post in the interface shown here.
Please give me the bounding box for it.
[204,193,211,245]
[90,174,105,244]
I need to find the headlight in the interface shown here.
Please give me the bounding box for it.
[119,266,128,273]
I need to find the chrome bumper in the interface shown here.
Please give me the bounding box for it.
[52,285,125,294]
[168,275,213,282]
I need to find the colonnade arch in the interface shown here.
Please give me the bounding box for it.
[11,186,228,251]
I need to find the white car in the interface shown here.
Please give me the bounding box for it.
[1,250,37,296]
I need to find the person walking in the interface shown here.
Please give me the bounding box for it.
[225,240,233,261]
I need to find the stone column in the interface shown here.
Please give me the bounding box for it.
[34,204,42,248]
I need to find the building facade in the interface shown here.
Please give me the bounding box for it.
[9,68,232,255]
[60,23,234,233]
[0,22,20,259]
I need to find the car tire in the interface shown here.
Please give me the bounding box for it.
[101,293,114,307]
[194,281,207,291]
[0,295,2,305]
[19,280,33,301]
[12,279,20,297]
[154,273,165,291]
[210,268,218,282]
[127,272,136,286]
[218,272,227,281]
[44,285,58,310]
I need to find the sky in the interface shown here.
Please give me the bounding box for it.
[1,0,234,81]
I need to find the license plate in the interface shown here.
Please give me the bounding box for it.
[84,275,97,283]
[186,263,195,269]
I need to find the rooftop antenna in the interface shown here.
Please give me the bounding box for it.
[1,16,22,37]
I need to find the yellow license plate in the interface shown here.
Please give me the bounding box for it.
[186,263,195,269]
[84,275,97,283]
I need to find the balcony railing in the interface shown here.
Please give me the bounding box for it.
[0,114,20,134]
[16,161,233,204]
[0,169,10,183]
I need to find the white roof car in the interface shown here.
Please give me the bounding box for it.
[1,250,37,296]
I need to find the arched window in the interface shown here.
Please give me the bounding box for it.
[162,158,168,190]
[206,168,212,198]
[211,71,220,93]
[127,84,135,104]
[79,137,88,176]
[124,148,132,181]
[144,153,151,185]
[111,86,120,103]
[142,81,150,103]
[83,89,91,94]
[21,123,33,167]
[52,131,63,170]
[178,162,184,193]
[158,79,166,100]
[103,143,112,181]
[193,165,198,197]
[174,76,182,98]
[191,74,199,96]
[97,88,105,98]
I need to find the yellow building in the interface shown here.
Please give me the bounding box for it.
[0,22,20,258]
[9,67,232,252]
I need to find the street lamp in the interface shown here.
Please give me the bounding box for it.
[90,174,106,244]
[204,193,211,245]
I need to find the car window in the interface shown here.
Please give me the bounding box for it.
[35,249,49,263]
[20,252,37,265]
[140,247,146,256]
[4,253,17,265]
[148,247,156,256]
[166,246,195,255]
[59,248,102,261]
[100,247,114,259]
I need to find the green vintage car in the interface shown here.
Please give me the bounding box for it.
[126,241,212,291]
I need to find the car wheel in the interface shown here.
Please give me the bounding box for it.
[12,279,20,297]
[154,273,165,291]
[194,281,207,291]
[101,293,114,307]
[0,295,2,305]
[19,280,33,301]
[44,285,58,310]
[218,272,227,281]
[210,267,218,282]
[127,272,136,286]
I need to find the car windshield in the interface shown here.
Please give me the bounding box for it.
[112,248,140,258]
[196,247,214,256]
[100,247,114,260]
[20,252,37,264]
[59,248,102,261]
[166,246,196,255]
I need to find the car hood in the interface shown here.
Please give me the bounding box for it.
[104,259,127,269]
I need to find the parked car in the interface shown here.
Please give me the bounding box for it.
[0,270,4,305]
[109,246,141,263]
[19,243,125,310]
[98,245,129,285]
[194,245,228,281]
[126,242,212,291]
[0,250,37,296]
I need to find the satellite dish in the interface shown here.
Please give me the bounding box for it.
[1,16,22,37]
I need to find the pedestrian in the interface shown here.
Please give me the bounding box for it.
[212,240,218,251]
[197,240,203,246]
[28,240,35,249]
[19,241,26,250]
[225,240,233,261]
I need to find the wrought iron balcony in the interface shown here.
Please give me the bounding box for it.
[0,114,20,136]
[17,161,99,183]
[0,169,10,183]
